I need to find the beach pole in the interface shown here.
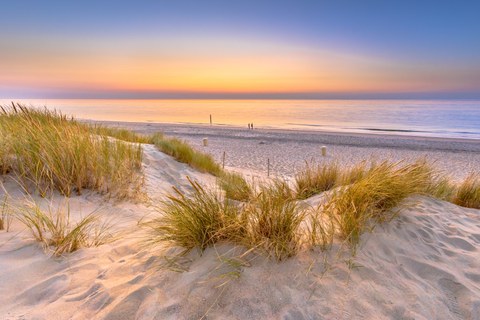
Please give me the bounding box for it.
[321,146,327,157]
[222,151,226,169]
[203,138,208,147]
[210,114,212,125]
[267,158,270,177]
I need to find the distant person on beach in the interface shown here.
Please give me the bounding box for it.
[248,123,251,129]
[251,123,254,129]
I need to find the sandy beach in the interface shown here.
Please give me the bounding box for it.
[1,121,479,319]
[94,121,480,180]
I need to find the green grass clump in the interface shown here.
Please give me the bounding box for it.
[453,174,480,209]
[324,160,438,247]
[148,178,244,252]
[245,182,304,260]
[0,103,143,198]
[90,126,153,144]
[295,162,340,199]
[16,201,111,256]
[218,171,252,201]
[151,133,222,176]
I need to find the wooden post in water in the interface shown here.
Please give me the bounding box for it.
[210,114,212,125]
[267,158,270,177]
[222,151,226,169]
[321,146,327,157]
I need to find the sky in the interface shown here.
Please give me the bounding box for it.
[1,0,480,99]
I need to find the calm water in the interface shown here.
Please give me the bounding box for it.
[2,99,480,139]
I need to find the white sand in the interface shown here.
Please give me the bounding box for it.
[92,121,480,181]
[1,140,479,319]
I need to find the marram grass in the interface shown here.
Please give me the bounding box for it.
[295,162,340,199]
[217,171,252,201]
[323,160,445,247]
[16,200,112,256]
[454,174,480,209]
[151,133,222,176]
[0,103,143,198]
[244,182,305,260]
[147,177,244,252]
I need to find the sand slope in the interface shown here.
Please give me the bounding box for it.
[1,146,479,319]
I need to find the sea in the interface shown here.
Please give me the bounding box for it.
[2,99,479,140]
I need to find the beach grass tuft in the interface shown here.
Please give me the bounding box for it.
[147,177,244,252]
[295,162,340,199]
[0,103,143,198]
[151,134,222,176]
[245,182,304,260]
[16,200,111,256]
[90,125,153,144]
[324,160,439,247]
[217,171,252,201]
[453,174,480,209]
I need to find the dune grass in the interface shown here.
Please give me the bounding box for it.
[149,157,480,260]
[0,103,143,198]
[453,174,480,209]
[16,200,111,256]
[147,177,244,252]
[151,133,222,176]
[90,125,153,144]
[338,161,368,185]
[244,182,304,260]
[295,162,340,199]
[217,171,252,201]
[322,160,442,247]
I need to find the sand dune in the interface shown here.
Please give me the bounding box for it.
[1,144,479,319]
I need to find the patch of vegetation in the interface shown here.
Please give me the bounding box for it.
[323,160,442,247]
[16,200,112,256]
[90,125,153,144]
[151,133,222,176]
[217,171,252,201]
[295,162,340,199]
[243,182,304,260]
[453,174,480,209]
[0,103,143,198]
[147,178,244,252]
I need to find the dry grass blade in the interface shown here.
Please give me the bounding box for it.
[0,195,13,232]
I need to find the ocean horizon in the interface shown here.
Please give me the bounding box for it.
[2,98,480,140]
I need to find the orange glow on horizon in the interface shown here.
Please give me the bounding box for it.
[1,35,479,96]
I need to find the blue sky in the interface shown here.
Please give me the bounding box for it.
[1,0,479,98]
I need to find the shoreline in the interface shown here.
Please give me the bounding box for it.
[85,119,480,144]
[88,120,480,180]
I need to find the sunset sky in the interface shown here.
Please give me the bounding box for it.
[1,0,480,99]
